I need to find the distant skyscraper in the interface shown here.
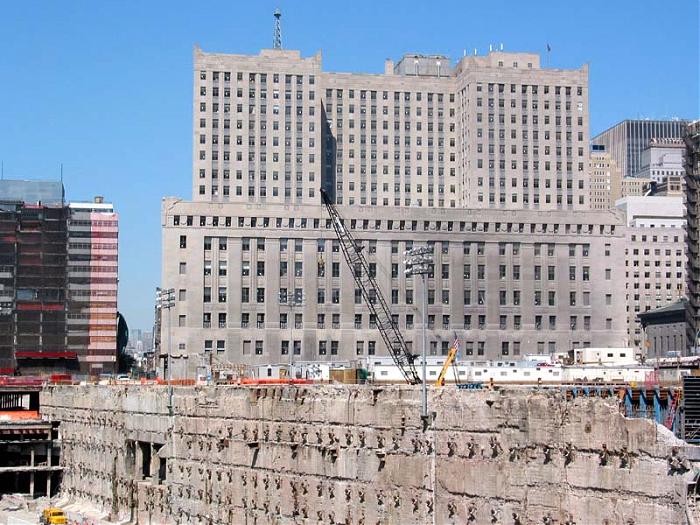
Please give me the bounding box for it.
[592,119,689,179]
[0,180,64,206]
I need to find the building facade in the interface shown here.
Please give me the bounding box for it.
[636,139,686,183]
[589,145,622,209]
[160,45,632,376]
[162,198,627,375]
[592,119,688,179]
[0,199,71,374]
[0,183,118,376]
[67,198,119,375]
[193,47,590,211]
[620,177,653,199]
[617,196,686,352]
[685,121,700,351]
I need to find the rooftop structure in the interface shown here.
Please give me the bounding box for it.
[0,180,64,206]
[638,300,686,358]
[615,195,685,227]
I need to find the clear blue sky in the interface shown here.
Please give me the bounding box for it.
[1,0,698,330]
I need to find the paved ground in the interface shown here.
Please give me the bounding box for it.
[0,495,115,525]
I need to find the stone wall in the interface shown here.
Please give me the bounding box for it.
[40,385,697,524]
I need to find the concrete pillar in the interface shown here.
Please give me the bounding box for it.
[46,445,52,497]
[135,442,144,480]
[29,447,35,498]
[150,444,160,483]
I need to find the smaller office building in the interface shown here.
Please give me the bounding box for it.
[638,300,686,358]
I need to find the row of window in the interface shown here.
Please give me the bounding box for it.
[476,159,585,172]
[205,260,600,284]
[200,71,314,85]
[198,118,314,134]
[200,86,314,100]
[209,238,597,257]
[202,286,602,307]
[197,312,601,332]
[202,338,585,358]
[173,216,616,235]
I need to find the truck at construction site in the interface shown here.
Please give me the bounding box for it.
[40,507,66,525]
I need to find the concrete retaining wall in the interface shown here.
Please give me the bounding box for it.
[40,385,696,524]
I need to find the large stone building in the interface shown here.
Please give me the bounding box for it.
[593,119,689,179]
[162,197,627,373]
[616,196,686,351]
[162,45,628,376]
[685,121,700,351]
[193,47,590,211]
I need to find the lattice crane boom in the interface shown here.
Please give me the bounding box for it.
[321,189,421,384]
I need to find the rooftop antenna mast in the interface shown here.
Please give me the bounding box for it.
[273,9,282,49]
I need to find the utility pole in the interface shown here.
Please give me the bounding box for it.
[156,287,175,415]
[404,246,434,429]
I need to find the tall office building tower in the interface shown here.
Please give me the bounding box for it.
[592,119,689,179]
[193,47,590,210]
[0,182,70,374]
[162,44,628,377]
[0,182,119,376]
[685,121,700,351]
[67,198,119,375]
